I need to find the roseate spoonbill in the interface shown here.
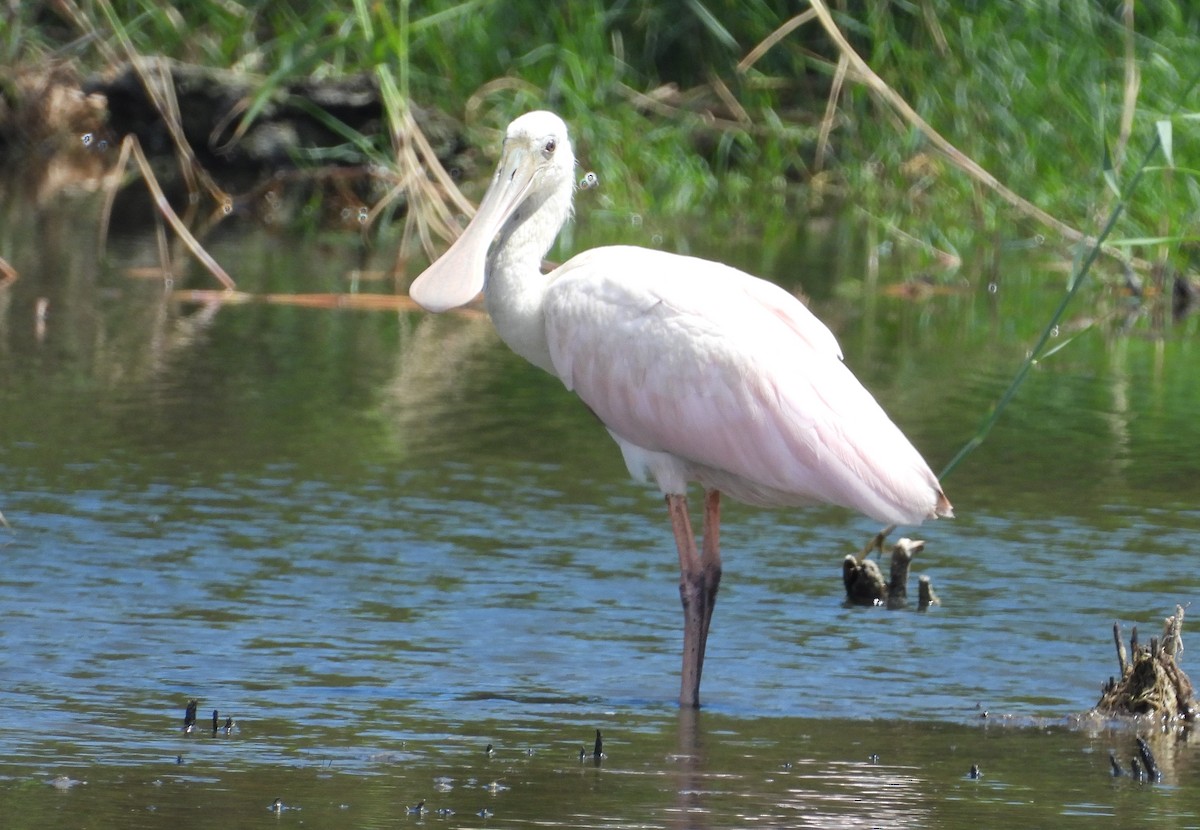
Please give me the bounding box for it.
[409,111,952,708]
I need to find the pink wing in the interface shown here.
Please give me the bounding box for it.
[543,246,949,525]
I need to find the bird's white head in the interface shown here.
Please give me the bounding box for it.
[409,111,576,312]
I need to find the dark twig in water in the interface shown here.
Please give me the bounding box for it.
[593,729,604,761]
[1114,622,1128,677]
[886,541,916,609]
[1109,752,1123,777]
[1136,737,1162,783]
[917,576,939,611]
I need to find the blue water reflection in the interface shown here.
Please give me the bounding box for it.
[1,206,1198,827]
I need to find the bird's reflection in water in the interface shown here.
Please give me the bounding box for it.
[668,709,941,827]
[669,708,711,830]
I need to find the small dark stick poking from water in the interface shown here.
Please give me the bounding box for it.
[211,709,219,734]
[183,700,198,733]
[1109,751,1123,777]
[1113,621,1128,676]
[1130,756,1144,782]
[593,729,605,763]
[917,575,939,610]
[1136,737,1162,782]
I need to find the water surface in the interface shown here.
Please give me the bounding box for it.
[1,192,1198,827]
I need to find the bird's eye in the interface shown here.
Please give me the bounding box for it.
[543,138,557,156]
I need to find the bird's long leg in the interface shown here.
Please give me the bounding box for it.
[668,490,723,708]
[668,494,703,708]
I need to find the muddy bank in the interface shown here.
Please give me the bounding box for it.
[0,58,474,203]
[83,59,467,172]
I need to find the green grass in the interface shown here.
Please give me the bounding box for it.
[839,2,1200,258]
[4,1,1199,279]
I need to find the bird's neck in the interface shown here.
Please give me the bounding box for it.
[483,178,574,374]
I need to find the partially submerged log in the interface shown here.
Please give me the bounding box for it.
[842,538,938,611]
[1094,606,1196,722]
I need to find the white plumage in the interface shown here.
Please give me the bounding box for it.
[410,111,951,707]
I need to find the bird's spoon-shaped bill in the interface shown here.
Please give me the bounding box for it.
[409,145,538,312]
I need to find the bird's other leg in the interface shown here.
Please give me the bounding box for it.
[668,491,723,709]
[697,489,723,658]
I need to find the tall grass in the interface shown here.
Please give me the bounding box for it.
[836,3,1200,260]
[4,1,1199,279]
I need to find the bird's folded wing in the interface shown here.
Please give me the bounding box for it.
[544,246,944,524]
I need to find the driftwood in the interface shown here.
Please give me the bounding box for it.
[1094,606,1196,722]
[842,538,938,611]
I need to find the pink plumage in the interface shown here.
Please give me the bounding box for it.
[410,111,951,708]
[545,246,949,525]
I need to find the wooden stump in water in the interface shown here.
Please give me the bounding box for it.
[842,554,886,606]
[1094,606,1196,722]
[842,538,938,611]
